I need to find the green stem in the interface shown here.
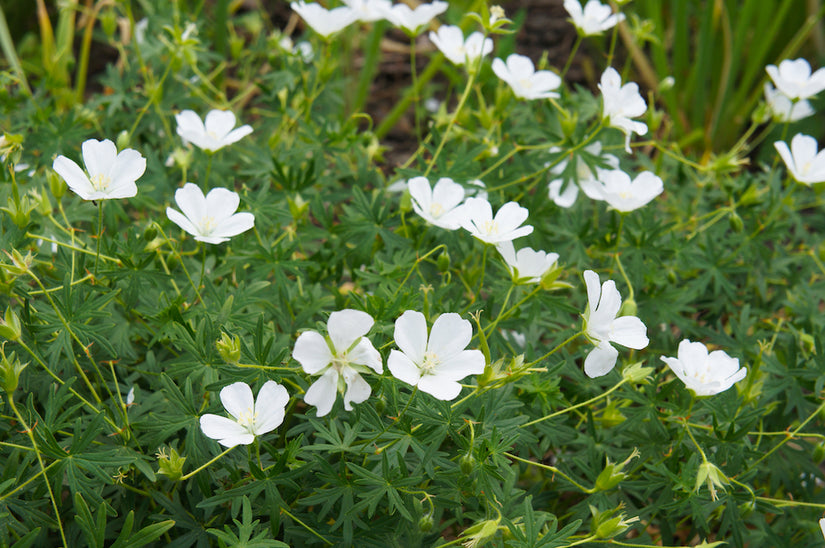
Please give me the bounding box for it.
[523,331,584,369]
[747,398,825,472]
[375,56,444,140]
[559,34,582,81]
[521,373,626,428]
[179,445,235,481]
[94,200,103,278]
[503,451,595,493]
[7,396,67,547]
[280,506,333,545]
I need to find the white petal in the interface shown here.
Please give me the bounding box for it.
[328,309,374,352]
[205,187,241,222]
[341,368,371,410]
[108,148,146,194]
[200,414,253,447]
[393,310,427,365]
[427,313,472,361]
[293,331,333,374]
[387,349,421,386]
[220,382,254,420]
[175,184,207,226]
[53,156,94,200]
[417,375,462,400]
[348,338,383,374]
[583,270,601,316]
[304,368,339,417]
[210,212,255,239]
[204,110,238,140]
[222,125,253,146]
[253,381,288,435]
[583,341,618,378]
[81,139,116,180]
[166,207,200,237]
[431,349,485,379]
[609,316,649,349]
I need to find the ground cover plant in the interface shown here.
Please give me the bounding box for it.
[1,0,825,546]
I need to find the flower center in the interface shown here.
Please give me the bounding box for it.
[420,351,440,374]
[430,203,445,217]
[518,78,534,90]
[199,216,217,235]
[236,406,257,430]
[479,219,499,235]
[90,173,112,191]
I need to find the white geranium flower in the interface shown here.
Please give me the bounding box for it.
[290,1,357,37]
[582,270,648,378]
[564,0,625,36]
[292,309,382,417]
[496,241,559,284]
[52,139,146,200]
[820,518,825,541]
[429,25,493,67]
[166,183,255,244]
[200,381,289,447]
[126,386,135,406]
[492,54,561,100]
[175,110,253,152]
[343,0,392,22]
[388,310,485,400]
[774,133,825,185]
[599,67,648,153]
[660,339,746,396]
[547,142,620,208]
[765,58,825,101]
[381,1,448,35]
[584,169,663,212]
[408,176,468,230]
[460,197,534,244]
[764,83,814,122]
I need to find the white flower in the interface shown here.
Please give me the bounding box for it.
[429,25,493,67]
[175,110,253,152]
[492,54,561,100]
[582,270,648,378]
[820,518,825,541]
[388,311,485,400]
[496,241,559,284]
[126,386,135,406]
[294,41,315,62]
[52,139,146,201]
[343,0,392,22]
[764,83,814,122]
[599,67,647,153]
[564,0,625,36]
[584,169,663,212]
[381,1,448,35]
[774,133,825,185]
[292,309,382,417]
[765,58,825,101]
[660,339,746,396]
[166,183,255,244]
[460,197,533,244]
[290,1,357,37]
[408,176,468,230]
[547,142,620,208]
[200,381,289,447]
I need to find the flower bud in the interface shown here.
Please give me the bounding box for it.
[157,447,187,481]
[5,249,33,276]
[0,306,22,342]
[48,169,66,199]
[418,514,434,532]
[460,518,500,547]
[813,442,825,464]
[590,504,639,539]
[32,189,52,216]
[116,130,130,151]
[619,297,637,317]
[143,223,158,242]
[374,394,386,414]
[0,344,28,394]
[621,362,653,383]
[728,211,744,233]
[694,461,728,501]
[436,250,450,272]
[216,332,242,365]
[288,194,309,223]
[595,448,639,491]
[459,453,476,475]
[399,189,412,213]
[100,7,118,39]
[560,111,578,139]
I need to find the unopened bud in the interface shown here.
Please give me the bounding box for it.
[619,297,637,317]
[216,332,242,365]
[0,344,28,394]
[728,211,744,232]
[116,130,130,151]
[0,306,22,341]
[418,514,434,532]
[48,169,66,199]
[459,453,476,475]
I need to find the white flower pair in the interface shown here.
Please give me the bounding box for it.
[292,309,485,415]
